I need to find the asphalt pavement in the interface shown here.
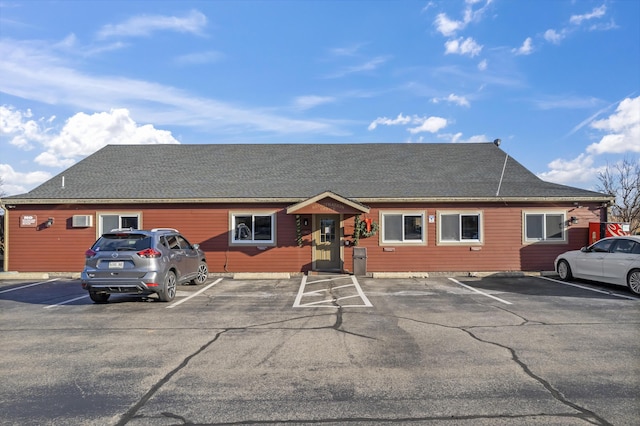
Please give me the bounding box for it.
[1,274,638,425]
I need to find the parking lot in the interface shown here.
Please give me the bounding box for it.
[1,274,638,425]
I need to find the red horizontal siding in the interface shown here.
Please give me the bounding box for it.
[5,202,605,273]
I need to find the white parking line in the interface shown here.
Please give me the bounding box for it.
[351,275,373,307]
[0,279,60,294]
[167,278,223,308]
[293,275,372,308]
[45,295,89,308]
[540,276,639,300]
[448,278,512,305]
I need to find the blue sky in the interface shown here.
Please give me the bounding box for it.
[1,0,639,196]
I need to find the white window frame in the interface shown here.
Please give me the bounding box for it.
[229,211,277,246]
[437,210,483,245]
[523,210,567,244]
[380,211,426,245]
[97,212,141,236]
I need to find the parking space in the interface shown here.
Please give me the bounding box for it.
[293,274,372,308]
[2,273,637,310]
[1,274,638,425]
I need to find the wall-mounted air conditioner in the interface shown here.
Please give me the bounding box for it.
[72,215,93,228]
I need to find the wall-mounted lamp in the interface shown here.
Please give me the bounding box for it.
[45,217,54,228]
[569,216,579,225]
[303,218,309,226]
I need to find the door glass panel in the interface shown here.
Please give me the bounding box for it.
[320,219,335,243]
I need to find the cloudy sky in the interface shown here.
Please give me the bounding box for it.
[1,0,639,196]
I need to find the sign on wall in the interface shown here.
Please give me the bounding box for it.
[20,215,37,228]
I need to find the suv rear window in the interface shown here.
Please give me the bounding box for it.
[93,233,152,252]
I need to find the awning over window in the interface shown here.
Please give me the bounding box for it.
[286,191,370,215]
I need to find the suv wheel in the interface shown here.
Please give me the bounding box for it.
[158,271,177,302]
[89,291,110,304]
[190,261,208,285]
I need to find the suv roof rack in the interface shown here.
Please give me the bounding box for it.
[109,228,137,232]
[150,228,179,232]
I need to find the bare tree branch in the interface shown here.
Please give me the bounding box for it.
[597,157,640,234]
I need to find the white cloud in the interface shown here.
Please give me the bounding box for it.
[513,37,533,55]
[432,93,470,107]
[533,95,601,110]
[408,116,448,134]
[97,9,207,39]
[368,113,447,134]
[368,113,412,130]
[0,39,337,135]
[444,37,483,57]
[434,13,465,37]
[293,96,336,111]
[1,106,180,169]
[544,29,565,44]
[538,154,600,184]
[433,0,493,36]
[438,132,487,143]
[328,43,366,57]
[326,55,390,79]
[588,20,618,31]
[587,96,640,154]
[174,50,223,65]
[477,59,488,71]
[570,5,607,26]
[35,108,180,167]
[0,163,52,196]
[540,96,639,186]
[0,106,52,150]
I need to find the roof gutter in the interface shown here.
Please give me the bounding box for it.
[1,195,614,205]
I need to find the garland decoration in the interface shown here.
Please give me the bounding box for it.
[295,215,303,247]
[354,214,379,245]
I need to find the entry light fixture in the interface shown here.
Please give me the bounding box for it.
[569,216,579,225]
[45,217,54,228]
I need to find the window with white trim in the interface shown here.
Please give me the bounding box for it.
[524,212,566,242]
[98,213,140,235]
[381,212,425,244]
[438,211,482,243]
[231,213,275,245]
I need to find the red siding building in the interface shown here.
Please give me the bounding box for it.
[1,143,612,275]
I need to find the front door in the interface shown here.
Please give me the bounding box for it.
[313,214,341,271]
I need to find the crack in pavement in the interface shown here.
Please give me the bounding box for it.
[382,310,614,426]
[114,309,376,425]
[156,412,610,425]
[115,285,613,426]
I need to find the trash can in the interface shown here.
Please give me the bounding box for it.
[353,247,367,276]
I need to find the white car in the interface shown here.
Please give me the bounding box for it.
[555,236,640,295]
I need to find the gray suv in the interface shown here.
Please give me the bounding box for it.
[81,228,208,303]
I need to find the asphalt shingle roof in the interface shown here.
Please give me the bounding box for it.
[5,143,610,202]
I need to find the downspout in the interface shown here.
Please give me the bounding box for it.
[0,200,7,273]
[496,152,509,197]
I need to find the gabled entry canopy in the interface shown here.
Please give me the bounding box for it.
[286,191,370,215]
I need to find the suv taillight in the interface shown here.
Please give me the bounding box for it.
[137,248,162,258]
[85,249,97,258]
